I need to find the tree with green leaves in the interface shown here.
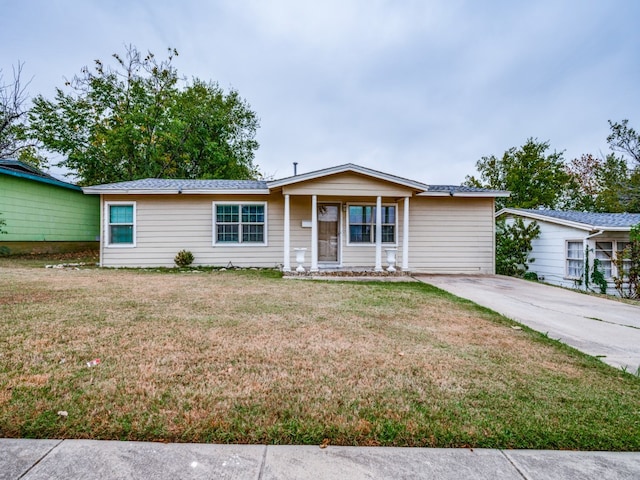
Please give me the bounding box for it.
[605,119,640,212]
[566,120,640,213]
[28,46,260,185]
[464,138,570,210]
[564,153,634,212]
[495,217,541,277]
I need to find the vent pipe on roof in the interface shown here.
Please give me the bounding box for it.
[293,162,298,176]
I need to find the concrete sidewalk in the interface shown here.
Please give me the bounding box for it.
[2,439,640,480]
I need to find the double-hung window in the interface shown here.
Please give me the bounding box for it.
[617,242,632,275]
[348,204,396,244]
[595,241,613,278]
[594,240,634,279]
[566,241,583,279]
[107,202,135,246]
[214,203,266,245]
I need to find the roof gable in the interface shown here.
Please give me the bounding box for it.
[267,163,430,191]
[497,208,640,231]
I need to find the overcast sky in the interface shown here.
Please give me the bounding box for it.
[2,0,639,185]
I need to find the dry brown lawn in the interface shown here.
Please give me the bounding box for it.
[1,262,639,449]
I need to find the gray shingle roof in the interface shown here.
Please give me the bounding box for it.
[518,209,640,228]
[91,178,269,191]
[428,185,505,194]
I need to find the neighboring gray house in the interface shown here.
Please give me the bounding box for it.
[497,208,640,296]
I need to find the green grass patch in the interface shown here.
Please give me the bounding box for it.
[0,259,639,450]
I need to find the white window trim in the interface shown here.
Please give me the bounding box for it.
[595,239,628,280]
[212,201,268,247]
[105,201,136,248]
[346,202,398,247]
[564,240,584,280]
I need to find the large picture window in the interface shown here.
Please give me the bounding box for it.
[107,202,135,246]
[348,204,396,244]
[214,203,266,244]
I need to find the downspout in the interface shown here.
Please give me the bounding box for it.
[583,230,605,291]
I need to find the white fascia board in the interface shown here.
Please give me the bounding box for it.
[496,208,593,231]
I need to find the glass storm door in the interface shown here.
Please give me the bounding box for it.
[318,204,339,263]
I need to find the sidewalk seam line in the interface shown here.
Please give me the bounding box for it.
[257,444,268,480]
[499,450,528,480]
[18,438,64,479]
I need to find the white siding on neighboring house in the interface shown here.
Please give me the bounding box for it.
[409,197,496,274]
[501,212,635,296]
[507,217,589,289]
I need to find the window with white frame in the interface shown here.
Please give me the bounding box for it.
[595,241,613,278]
[594,240,632,279]
[107,202,135,246]
[566,241,583,278]
[616,241,631,276]
[348,204,396,244]
[213,203,266,244]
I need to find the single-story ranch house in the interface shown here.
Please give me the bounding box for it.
[497,208,640,295]
[83,164,508,273]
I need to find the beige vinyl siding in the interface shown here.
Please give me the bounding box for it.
[99,190,498,273]
[282,172,414,197]
[101,194,284,268]
[408,197,495,274]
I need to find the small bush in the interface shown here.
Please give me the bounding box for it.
[174,250,194,267]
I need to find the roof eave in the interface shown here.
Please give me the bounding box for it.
[1,168,82,191]
[494,208,634,232]
[82,187,271,195]
[418,191,510,198]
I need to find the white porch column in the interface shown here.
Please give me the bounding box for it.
[402,196,409,271]
[283,194,291,272]
[375,195,383,271]
[311,194,319,272]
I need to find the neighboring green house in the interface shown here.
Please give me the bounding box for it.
[0,159,99,254]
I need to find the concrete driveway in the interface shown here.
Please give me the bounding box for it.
[416,275,640,372]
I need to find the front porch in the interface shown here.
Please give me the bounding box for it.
[280,193,411,274]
